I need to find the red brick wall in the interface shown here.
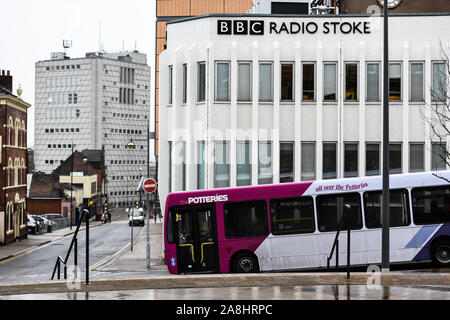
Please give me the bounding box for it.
[27,199,62,215]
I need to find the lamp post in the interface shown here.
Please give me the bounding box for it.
[382,0,390,273]
[127,118,152,268]
[82,157,89,284]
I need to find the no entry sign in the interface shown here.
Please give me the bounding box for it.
[143,178,157,194]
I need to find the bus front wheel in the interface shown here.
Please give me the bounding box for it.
[232,253,259,273]
[431,240,450,267]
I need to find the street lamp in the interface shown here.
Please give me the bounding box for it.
[382,0,390,273]
[126,119,153,268]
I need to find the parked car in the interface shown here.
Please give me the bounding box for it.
[27,214,42,234]
[42,213,63,221]
[31,215,54,233]
[129,207,145,226]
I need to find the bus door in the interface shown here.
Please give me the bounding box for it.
[174,205,219,273]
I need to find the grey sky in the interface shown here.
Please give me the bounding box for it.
[1,0,156,148]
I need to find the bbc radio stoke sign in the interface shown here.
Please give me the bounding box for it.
[217,19,372,36]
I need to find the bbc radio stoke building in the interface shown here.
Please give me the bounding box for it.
[158,13,450,213]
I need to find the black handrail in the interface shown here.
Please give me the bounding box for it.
[50,211,84,280]
[326,204,351,279]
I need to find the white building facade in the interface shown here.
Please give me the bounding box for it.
[35,51,151,207]
[158,14,450,212]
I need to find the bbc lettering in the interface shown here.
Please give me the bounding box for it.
[218,20,264,35]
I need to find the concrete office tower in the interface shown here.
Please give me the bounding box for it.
[34,51,151,207]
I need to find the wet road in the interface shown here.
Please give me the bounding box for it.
[1,284,450,300]
[0,219,143,284]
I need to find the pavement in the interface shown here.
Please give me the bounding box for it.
[0,213,449,297]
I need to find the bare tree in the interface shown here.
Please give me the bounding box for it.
[421,41,450,182]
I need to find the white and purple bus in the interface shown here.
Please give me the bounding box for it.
[164,171,450,274]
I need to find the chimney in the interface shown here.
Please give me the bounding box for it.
[0,70,13,92]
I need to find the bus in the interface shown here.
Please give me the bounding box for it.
[164,171,450,274]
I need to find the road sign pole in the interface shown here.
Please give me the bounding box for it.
[143,178,157,269]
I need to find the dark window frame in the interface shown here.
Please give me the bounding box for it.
[363,189,411,229]
[224,200,269,239]
[412,185,450,225]
[270,196,315,235]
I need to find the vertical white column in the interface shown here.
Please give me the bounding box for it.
[273,41,280,184]
[337,41,344,178]
[402,41,410,173]
[206,42,215,189]
[251,41,259,186]
[185,44,197,190]
[294,42,302,182]
[171,48,180,191]
[316,41,323,181]
[424,41,432,172]
[230,41,238,187]
[359,41,366,177]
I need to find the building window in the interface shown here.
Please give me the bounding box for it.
[409,143,424,172]
[410,62,424,102]
[301,142,315,181]
[345,63,358,101]
[389,143,402,174]
[324,63,337,101]
[238,62,251,101]
[432,143,447,171]
[68,93,73,104]
[302,63,315,101]
[280,142,294,183]
[216,62,230,101]
[367,63,380,101]
[323,142,337,180]
[259,62,273,102]
[182,64,187,104]
[281,63,293,101]
[237,141,251,186]
[214,141,230,188]
[389,63,402,101]
[168,66,173,105]
[197,141,205,189]
[366,143,380,176]
[432,62,447,102]
[344,143,358,178]
[197,62,206,102]
[258,142,272,185]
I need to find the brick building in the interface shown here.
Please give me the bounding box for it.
[0,70,31,245]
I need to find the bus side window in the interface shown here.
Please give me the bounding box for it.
[412,186,450,225]
[363,189,410,229]
[270,196,315,235]
[224,200,268,238]
[316,193,362,232]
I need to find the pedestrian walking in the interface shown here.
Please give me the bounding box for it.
[102,212,107,224]
[107,210,112,223]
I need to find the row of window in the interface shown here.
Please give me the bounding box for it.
[109,190,141,196]
[5,200,25,233]
[6,158,27,187]
[43,108,80,119]
[47,144,73,149]
[169,141,447,191]
[109,160,146,165]
[45,77,82,88]
[120,67,135,84]
[45,64,81,71]
[112,113,147,119]
[169,60,447,104]
[47,93,78,105]
[5,117,27,148]
[110,128,143,135]
[45,128,80,133]
[222,185,450,239]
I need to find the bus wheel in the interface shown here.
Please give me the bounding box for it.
[431,240,450,267]
[233,253,259,273]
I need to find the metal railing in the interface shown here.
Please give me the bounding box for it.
[326,204,352,279]
[50,211,85,280]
